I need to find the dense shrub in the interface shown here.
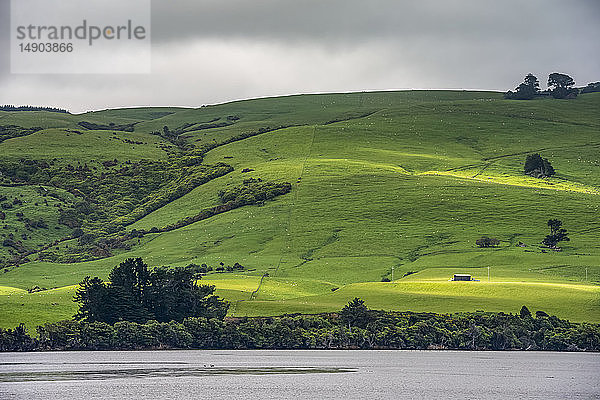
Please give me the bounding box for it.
[0,125,43,143]
[217,178,292,206]
[77,121,136,132]
[524,153,555,178]
[476,236,500,248]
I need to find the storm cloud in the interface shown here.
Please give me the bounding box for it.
[1,0,599,112]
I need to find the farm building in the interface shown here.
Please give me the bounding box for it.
[451,274,472,281]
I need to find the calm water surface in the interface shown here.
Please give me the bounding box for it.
[0,350,598,399]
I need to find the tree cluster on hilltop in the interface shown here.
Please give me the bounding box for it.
[580,82,600,94]
[0,105,69,113]
[505,73,582,99]
[505,73,541,100]
[547,73,578,99]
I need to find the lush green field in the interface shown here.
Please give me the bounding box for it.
[1,91,599,330]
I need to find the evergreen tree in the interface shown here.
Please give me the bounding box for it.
[109,258,150,304]
[73,276,112,323]
[74,258,228,324]
[340,298,372,331]
[144,266,228,322]
[520,305,532,319]
[505,73,540,100]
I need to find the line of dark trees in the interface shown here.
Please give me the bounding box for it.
[504,73,591,100]
[0,105,69,113]
[1,300,598,352]
[581,82,600,94]
[77,121,136,132]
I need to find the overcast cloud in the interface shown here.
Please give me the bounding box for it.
[1,0,599,113]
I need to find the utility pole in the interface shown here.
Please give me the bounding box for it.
[391,266,394,281]
[585,267,588,282]
[488,266,490,282]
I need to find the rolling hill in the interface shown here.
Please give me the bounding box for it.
[1,90,599,329]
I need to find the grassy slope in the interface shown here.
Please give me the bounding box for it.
[0,186,76,262]
[1,91,599,330]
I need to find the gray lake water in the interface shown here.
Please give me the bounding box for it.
[0,350,598,399]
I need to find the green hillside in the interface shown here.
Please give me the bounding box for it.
[1,90,599,329]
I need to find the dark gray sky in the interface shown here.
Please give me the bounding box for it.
[1,0,599,113]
